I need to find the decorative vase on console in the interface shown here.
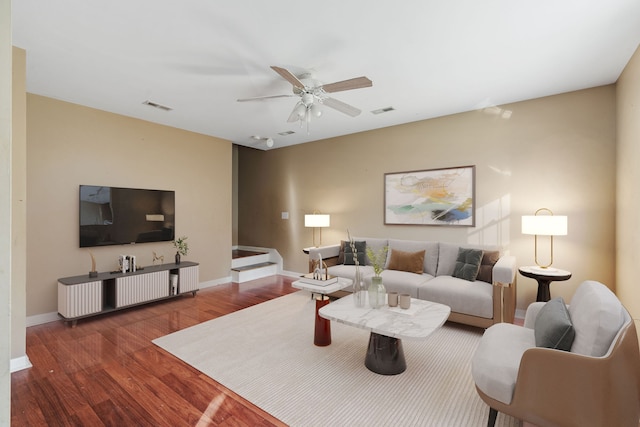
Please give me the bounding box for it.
[173,236,189,265]
[366,245,388,309]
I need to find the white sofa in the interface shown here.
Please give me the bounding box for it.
[308,238,516,328]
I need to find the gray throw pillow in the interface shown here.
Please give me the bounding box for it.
[452,248,483,281]
[534,297,575,351]
[344,241,366,266]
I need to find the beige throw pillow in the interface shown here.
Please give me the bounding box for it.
[387,249,425,274]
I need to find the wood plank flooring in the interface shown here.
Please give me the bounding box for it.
[12,276,298,426]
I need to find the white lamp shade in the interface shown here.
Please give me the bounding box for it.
[522,215,567,236]
[305,214,330,228]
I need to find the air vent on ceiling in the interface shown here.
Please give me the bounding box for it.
[371,106,395,114]
[143,100,173,111]
[278,130,295,136]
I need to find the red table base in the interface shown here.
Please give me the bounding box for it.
[314,297,331,346]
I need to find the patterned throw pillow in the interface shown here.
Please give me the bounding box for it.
[452,248,484,281]
[343,241,366,265]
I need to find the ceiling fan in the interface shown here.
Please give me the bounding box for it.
[237,66,372,133]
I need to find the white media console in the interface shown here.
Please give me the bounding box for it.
[58,261,199,326]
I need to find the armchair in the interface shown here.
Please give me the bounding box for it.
[471,280,640,427]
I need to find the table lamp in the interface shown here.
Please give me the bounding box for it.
[521,208,567,270]
[305,213,330,247]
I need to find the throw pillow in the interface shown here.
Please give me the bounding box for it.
[476,250,500,283]
[452,248,484,281]
[387,249,425,274]
[343,241,366,266]
[534,297,575,351]
[337,240,347,265]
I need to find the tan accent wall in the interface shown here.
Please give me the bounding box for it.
[239,86,616,311]
[26,95,232,317]
[616,45,640,332]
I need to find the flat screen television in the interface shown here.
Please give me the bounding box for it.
[79,185,175,248]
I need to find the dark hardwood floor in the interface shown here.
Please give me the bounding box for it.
[12,276,298,426]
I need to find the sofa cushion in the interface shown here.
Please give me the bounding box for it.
[453,248,484,281]
[343,241,366,266]
[534,297,575,351]
[386,239,439,275]
[419,276,494,318]
[472,323,536,404]
[436,242,461,276]
[476,250,500,284]
[387,249,425,274]
[379,269,431,298]
[568,280,625,357]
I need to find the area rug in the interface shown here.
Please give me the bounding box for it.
[153,292,520,427]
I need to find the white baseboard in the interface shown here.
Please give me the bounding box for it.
[515,309,526,321]
[199,277,231,289]
[26,311,60,327]
[282,270,304,279]
[11,355,32,372]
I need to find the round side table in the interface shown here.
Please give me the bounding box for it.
[518,266,572,302]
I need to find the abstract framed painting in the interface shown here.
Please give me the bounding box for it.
[384,165,475,226]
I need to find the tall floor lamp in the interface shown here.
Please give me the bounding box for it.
[305,213,330,247]
[521,208,568,270]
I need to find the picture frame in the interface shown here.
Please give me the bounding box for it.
[384,165,475,226]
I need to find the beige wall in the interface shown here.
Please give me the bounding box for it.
[1,0,12,420]
[617,45,640,328]
[26,95,233,317]
[239,86,616,311]
[11,47,27,361]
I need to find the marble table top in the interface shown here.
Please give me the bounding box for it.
[292,277,352,295]
[319,294,451,340]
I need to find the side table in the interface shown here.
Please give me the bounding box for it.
[518,266,572,302]
[292,277,352,346]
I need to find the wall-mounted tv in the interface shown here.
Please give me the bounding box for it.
[79,185,175,248]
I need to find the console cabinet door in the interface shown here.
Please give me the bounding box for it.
[58,280,103,318]
[115,270,170,308]
[178,265,199,294]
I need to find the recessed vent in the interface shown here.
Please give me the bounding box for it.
[371,106,395,114]
[143,100,173,111]
[278,130,295,136]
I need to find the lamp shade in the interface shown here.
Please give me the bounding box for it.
[305,214,330,228]
[522,215,567,236]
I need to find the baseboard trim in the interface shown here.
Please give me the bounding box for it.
[199,277,231,289]
[11,355,32,373]
[27,311,60,327]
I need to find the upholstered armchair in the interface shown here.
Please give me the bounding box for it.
[471,280,640,427]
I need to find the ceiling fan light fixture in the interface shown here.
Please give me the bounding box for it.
[294,103,306,119]
[310,103,322,118]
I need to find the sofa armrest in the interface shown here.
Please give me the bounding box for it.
[523,301,547,329]
[493,255,516,285]
[308,244,340,260]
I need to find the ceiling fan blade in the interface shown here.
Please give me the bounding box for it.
[322,97,362,117]
[237,94,295,102]
[321,76,372,93]
[271,66,306,90]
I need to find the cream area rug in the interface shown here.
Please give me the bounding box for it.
[153,291,520,427]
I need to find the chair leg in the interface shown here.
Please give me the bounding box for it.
[488,408,498,427]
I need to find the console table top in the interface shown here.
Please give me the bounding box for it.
[58,261,199,285]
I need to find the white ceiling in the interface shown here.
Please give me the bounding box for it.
[12,1,640,150]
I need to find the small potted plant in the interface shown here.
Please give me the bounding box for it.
[366,245,388,308]
[173,236,189,264]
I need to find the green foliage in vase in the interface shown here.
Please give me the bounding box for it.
[173,236,189,256]
[366,246,388,277]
